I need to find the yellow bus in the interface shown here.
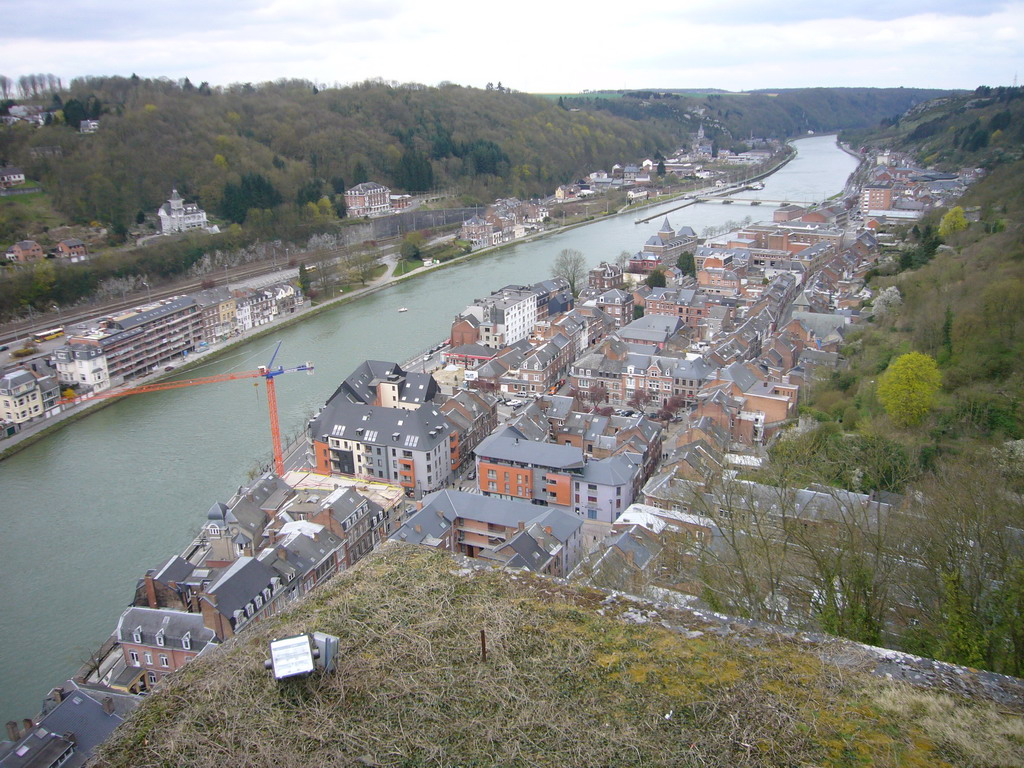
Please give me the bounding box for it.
[31,326,64,343]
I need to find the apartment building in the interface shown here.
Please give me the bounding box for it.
[54,297,202,391]
[309,400,456,492]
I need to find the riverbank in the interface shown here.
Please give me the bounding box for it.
[0,142,812,463]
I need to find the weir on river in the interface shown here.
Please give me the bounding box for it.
[0,136,859,721]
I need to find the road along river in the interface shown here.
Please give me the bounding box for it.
[0,135,858,721]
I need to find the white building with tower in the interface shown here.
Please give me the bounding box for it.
[157,188,209,233]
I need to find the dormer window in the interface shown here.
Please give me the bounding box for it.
[132,626,142,644]
[182,632,191,650]
[156,630,165,647]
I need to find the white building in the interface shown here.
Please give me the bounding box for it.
[458,285,539,348]
[157,189,209,234]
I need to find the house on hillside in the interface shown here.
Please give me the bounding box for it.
[56,238,90,262]
[5,239,43,263]
[345,182,392,217]
[157,189,209,233]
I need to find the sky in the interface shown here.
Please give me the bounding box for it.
[2,0,1022,93]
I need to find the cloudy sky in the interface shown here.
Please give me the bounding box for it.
[2,0,1021,93]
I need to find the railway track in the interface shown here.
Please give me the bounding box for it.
[0,243,374,346]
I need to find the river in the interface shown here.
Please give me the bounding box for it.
[0,135,858,722]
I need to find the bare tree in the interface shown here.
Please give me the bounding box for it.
[551,248,587,297]
[627,388,651,412]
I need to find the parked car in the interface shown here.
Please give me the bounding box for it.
[0,345,8,352]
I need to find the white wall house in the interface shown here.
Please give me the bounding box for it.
[157,189,209,234]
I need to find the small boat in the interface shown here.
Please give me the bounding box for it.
[398,307,409,313]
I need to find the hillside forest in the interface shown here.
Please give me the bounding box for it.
[0,80,955,322]
[736,85,1024,676]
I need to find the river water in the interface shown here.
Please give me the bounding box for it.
[0,135,857,722]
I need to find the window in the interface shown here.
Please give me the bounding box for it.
[129,650,139,664]
[182,632,191,650]
[144,652,153,665]
[159,654,169,668]
[155,631,165,647]
[148,672,158,685]
[132,626,142,643]
[588,509,597,520]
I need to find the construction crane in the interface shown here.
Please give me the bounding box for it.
[68,342,314,476]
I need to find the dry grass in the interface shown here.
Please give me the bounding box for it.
[92,545,1024,768]
[872,685,1024,767]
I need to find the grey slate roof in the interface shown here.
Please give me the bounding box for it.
[475,427,585,470]
[310,400,452,453]
[154,555,195,584]
[327,360,439,407]
[107,296,197,331]
[115,606,217,652]
[0,684,131,768]
[579,453,642,487]
[204,557,277,618]
[393,491,581,546]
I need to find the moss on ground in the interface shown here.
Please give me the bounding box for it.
[92,545,1023,768]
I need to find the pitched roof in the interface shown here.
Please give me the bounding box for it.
[475,427,585,470]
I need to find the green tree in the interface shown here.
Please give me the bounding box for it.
[876,351,942,427]
[550,248,587,297]
[656,159,665,176]
[400,234,421,260]
[939,206,968,238]
[938,570,986,668]
[297,264,311,295]
[645,269,666,288]
[677,251,695,277]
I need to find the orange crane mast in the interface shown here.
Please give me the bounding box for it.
[67,342,313,476]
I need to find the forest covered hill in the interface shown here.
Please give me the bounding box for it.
[783,86,1024,675]
[562,86,954,149]
[0,77,681,235]
[1,80,957,237]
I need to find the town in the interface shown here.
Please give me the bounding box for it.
[0,130,985,763]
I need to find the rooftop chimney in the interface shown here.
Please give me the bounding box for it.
[22,719,33,737]
[6,721,19,741]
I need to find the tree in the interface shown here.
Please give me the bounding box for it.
[586,383,608,407]
[656,159,665,176]
[677,251,695,277]
[297,264,312,295]
[550,248,587,297]
[939,206,968,238]
[876,352,942,427]
[628,388,652,412]
[938,570,986,668]
[645,269,666,288]
[400,237,421,260]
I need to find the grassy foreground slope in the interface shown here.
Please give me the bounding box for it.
[92,545,1023,768]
